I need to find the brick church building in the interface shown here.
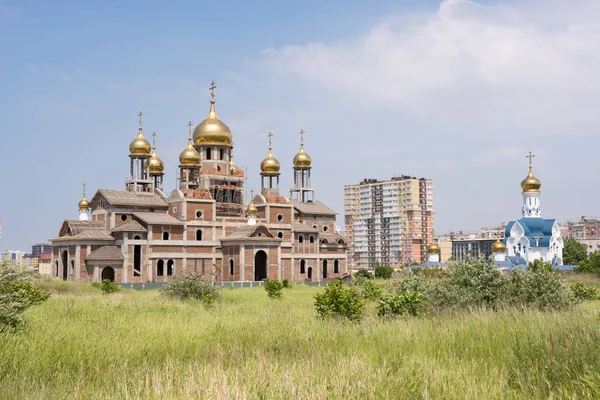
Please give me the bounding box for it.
[50,83,348,284]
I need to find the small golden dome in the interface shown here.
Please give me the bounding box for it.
[521,169,541,192]
[247,200,257,217]
[148,150,165,175]
[293,146,312,169]
[427,241,441,254]
[260,149,280,175]
[179,138,200,167]
[230,159,239,175]
[78,183,89,210]
[129,128,151,156]
[193,99,232,147]
[492,239,506,253]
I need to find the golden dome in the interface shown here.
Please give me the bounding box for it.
[129,128,151,156]
[521,169,541,192]
[260,149,281,175]
[78,183,89,210]
[230,159,239,175]
[148,150,165,175]
[492,238,506,253]
[179,138,200,167]
[427,241,441,254]
[293,146,312,169]
[247,200,257,217]
[193,98,232,147]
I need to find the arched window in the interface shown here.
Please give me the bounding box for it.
[163,231,170,240]
[157,260,164,276]
[298,235,304,243]
[167,260,174,276]
[323,226,329,232]
[220,148,224,160]
[300,260,306,274]
[134,235,141,240]
[230,259,234,276]
[337,239,344,245]
[322,260,328,279]
[277,232,283,239]
[134,245,141,276]
[309,236,314,243]
[334,260,339,274]
[71,260,75,276]
[196,229,202,241]
[206,148,212,160]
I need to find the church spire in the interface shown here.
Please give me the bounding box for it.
[520,151,542,218]
[78,183,90,221]
[291,129,314,202]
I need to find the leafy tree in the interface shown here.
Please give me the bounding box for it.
[563,237,588,266]
[264,279,283,299]
[354,269,373,279]
[579,251,600,273]
[374,264,394,279]
[528,259,554,272]
[314,279,364,321]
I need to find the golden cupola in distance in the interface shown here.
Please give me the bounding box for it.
[521,152,541,192]
[491,238,506,253]
[260,133,280,175]
[293,130,312,169]
[427,240,441,254]
[193,81,232,147]
[78,183,89,211]
[148,132,165,174]
[180,136,201,166]
[129,112,151,156]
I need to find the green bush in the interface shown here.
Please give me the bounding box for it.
[353,279,383,301]
[264,279,283,299]
[374,265,394,279]
[354,269,373,279]
[314,279,364,321]
[91,282,101,289]
[100,279,120,294]
[570,282,598,301]
[377,289,425,318]
[282,279,291,289]
[0,259,50,331]
[161,274,221,303]
[508,267,576,310]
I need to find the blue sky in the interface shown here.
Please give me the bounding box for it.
[1,0,599,251]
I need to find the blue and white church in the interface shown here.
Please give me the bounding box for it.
[504,152,563,265]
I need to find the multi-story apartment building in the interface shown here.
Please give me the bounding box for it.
[344,176,434,268]
[562,217,600,255]
[449,227,505,261]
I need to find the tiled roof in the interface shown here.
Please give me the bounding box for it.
[292,223,319,233]
[74,230,114,241]
[86,246,124,261]
[320,232,346,244]
[65,220,105,236]
[112,220,147,232]
[222,225,278,241]
[293,200,338,216]
[132,212,183,226]
[96,189,168,208]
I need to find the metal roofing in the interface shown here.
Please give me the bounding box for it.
[505,217,556,248]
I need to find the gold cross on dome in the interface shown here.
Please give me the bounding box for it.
[267,132,273,150]
[526,151,535,169]
[138,111,143,128]
[152,132,157,149]
[299,129,305,146]
[82,183,86,197]
[209,81,217,100]
[187,121,193,139]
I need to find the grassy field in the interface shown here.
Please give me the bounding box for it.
[1,279,600,399]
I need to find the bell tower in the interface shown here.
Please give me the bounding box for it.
[126,111,153,192]
[290,129,314,203]
[260,132,281,197]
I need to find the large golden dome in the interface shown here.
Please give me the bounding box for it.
[180,138,200,166]
[293,146,312,169]
[193,99,232,147]
[521,169,541,192]
[129,128,151,156]
[491,238,506,253]
[261,149,280,175]
[427,241,441,254]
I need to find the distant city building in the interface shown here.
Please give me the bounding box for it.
[504,153,563,265]
[31,243,52,256]
[344,176,434,268]
[560,217,600,255]
[1,250,27,264]
[449,228,505,261]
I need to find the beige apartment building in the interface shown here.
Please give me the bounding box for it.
[344,176,434,268]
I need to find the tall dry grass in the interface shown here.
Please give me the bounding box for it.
[1,281,599,399]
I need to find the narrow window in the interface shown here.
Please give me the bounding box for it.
[300,260,306,274]
[134,245,141,276]
[206,148,212,160]
[278,232,283,239]
[167,260,174,276]
[299,235,304,243]
[323,260,328,279]
[230,259,234,276]
[309,236,314,243]
[157,260,164,276]
[163,231,170,240]
[334,260,339,273]
[196,229,202,241]
[220,148,224,160]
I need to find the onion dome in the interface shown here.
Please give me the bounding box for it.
[260,133,280,175]
[293,130,312,169]
[129,112,151,156]
[192,81,232,147]
[147,132,165,175]
[78,183,89,210]
[230,159,239,175]
[247,200,257,217]
[180,138,200,167]
[492,238,506,253]
[521,152,542,192]
[427,240,441,254]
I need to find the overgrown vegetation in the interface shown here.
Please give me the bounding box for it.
[100,279,121,294]
[0,259,50,331]
[374,264,394,279]
[314,279,364,321]
[354,269,373,279]
[161,273,221,306]
[570,282,598,301]
[264,279,283,299]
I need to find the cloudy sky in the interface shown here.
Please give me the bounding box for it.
[1,0,599,251]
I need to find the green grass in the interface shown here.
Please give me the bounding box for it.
[1,281,600,399]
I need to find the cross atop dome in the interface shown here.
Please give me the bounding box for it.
[526,151,535,170]
[209,81,217,101]
[138,111,143,129]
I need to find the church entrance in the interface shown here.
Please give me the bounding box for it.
[307,267,313,280]
[254,250,267,281]
[101,267,115,281]
[61,250,68,281]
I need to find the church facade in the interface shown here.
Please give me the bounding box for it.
[504,153,563,265]
[50,82,348,284]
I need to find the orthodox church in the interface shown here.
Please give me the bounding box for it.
[503,153,563,265]
[50,82,348,284]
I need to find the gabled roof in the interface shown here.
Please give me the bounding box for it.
[505,218,556,248]
[112,220,148,232]
[59,220,105,237]
[293,200,337,217]
[132,212,183,226]
[222,224,279,241]
[93,189,168,208]
[86,246,124,261]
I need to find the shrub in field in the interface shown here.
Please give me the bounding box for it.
[354,279,383,301]
[100,279,120,294]
[282,279,291,289]
[570,282,598,301]
[508,266,576,310]
[315,279,364,321]
[0,259,50,331]
[354,269,373,279]
[374,265,394,279]
[161,273,221,303]
[377,289,425,318]
[264,279,283,299]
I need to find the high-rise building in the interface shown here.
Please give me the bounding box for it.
[344,176,434,268]
[31,243,52,256]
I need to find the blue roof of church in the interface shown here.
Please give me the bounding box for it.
[504,218,555,248]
